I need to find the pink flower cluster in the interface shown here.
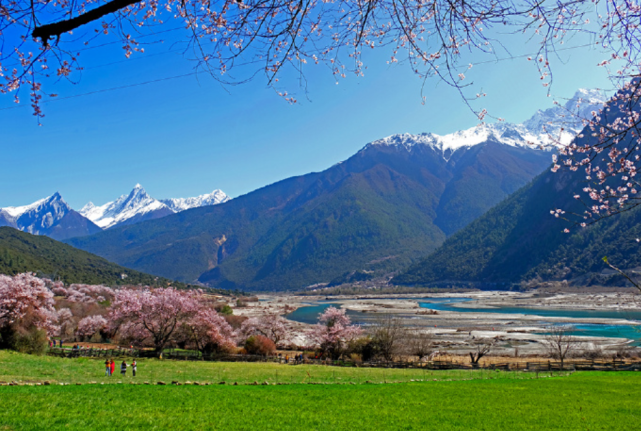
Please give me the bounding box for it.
[308,306,362,358]
[76,315,108,339]
[53,283,115,304]
[241,315,290,345]
[109,287,236,353]
[0,273,57,335]
[552,80,641,230]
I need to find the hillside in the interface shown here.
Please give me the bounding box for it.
[67,138,552,291]
[65,90,607,291]
[393,99,641,288]
[0,227,197,287]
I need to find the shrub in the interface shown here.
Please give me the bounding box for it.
[244,335,276,356]
[223,315,247,329]
[219,305,233,315]
[10,326,48,355]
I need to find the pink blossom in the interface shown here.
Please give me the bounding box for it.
[308,307,362,359]
[241,315,290,345]
[76,315,108,339]
[0,273,57,336]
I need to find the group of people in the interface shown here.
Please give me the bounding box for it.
[105,359,137,377]
[49,339,64,348]
[282,354,304,364]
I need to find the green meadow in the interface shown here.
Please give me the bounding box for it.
[0,351,555,385]
[0,351,639,430]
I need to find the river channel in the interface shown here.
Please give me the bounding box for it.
[285,297,641,342]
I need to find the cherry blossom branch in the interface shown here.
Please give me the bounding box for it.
[32,0,143,45]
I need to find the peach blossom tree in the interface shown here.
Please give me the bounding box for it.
[0,273,57,351]
[308,306,361,359]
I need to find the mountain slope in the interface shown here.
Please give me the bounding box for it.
[0,227,183,285]
[66,89,607,291]
[0,193,101,241]
[66,138,552,290]
[393,94,640,288]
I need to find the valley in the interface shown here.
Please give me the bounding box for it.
[241,290,641,357]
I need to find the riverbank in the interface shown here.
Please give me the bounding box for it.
[245,291,641,356]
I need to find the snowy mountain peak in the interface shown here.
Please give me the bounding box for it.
[80,184,169,229]
[160,189,230,212]
[2,192,69,219]
[0,192,93,239]
[368,88,608,158]
[80,202,95,213]
[80,185,230,229]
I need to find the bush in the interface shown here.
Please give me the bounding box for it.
[348,336,378,362]
[218,305,233,315]
[579,346,605,360]
[223,315,247,329]
[4,326,48,355]
[244,335,276,356]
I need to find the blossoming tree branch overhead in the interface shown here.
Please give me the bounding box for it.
[1,0,639,120]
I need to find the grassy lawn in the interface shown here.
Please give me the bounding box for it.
[0,352,639,430]
[0,351,552,385]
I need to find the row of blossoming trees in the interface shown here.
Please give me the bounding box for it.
[0,272,364,358]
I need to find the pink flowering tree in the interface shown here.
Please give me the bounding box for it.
[56,308,76,339]
[181,308,237,355]
[76,315,109,341]
[0,273,57,352]
[108,287,201,353]
[308,306,362,360]
[60,284,115,304]
[240,315,290,346]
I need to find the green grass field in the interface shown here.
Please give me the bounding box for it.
[0,350,553,385]
[0,351,639,430]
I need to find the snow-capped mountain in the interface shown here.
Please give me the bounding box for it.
[160,190,229,212]
[80,184,174,229]
[80,185,230,229]
[369,89,608,154]
[0,193,101,240]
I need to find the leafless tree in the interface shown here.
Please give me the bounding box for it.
[405,329,434,362]
[370,314,406,362]
[541,326,580,370]
[469,338,495,366]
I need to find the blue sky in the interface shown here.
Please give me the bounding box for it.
[0,19,616,210]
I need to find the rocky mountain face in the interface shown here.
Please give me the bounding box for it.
[80,185,230,230]
[0,193,102,241]
[0,185,230,241]
[65,88,608,291]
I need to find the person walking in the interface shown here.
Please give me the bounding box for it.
[110,359,115,377]
[131,360,137,377]
[52,339,56,347]
[120,361,127,376]
[59,340,63,349]
[105,359,111,376]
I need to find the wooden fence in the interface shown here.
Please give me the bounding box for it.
[46,348,641,371]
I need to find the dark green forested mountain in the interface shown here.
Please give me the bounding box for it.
[66,136,551,291]
[0,227,195,287]
[393,105,641,288]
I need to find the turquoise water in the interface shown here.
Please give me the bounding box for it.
[285,297,640,341]
[542,323,640,343]
[418,297,641,321]
[285,303,343,325]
